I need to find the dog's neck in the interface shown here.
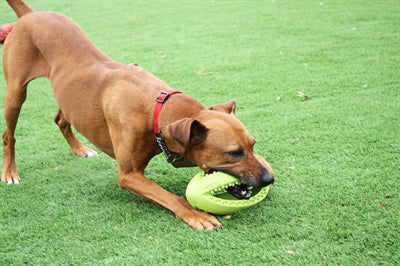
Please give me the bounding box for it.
[152,90,181,136]
[153,90,202,167]
[154,133,195,167]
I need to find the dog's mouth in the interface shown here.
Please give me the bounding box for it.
[226,184,253,199]
[208,169,253,200]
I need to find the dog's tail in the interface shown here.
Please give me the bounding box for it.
[6,0,33,18]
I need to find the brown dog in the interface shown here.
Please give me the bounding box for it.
[1,0,274,230]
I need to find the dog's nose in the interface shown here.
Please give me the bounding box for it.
[260,171,274,187]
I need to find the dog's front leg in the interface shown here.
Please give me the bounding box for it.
[118,169,222,230]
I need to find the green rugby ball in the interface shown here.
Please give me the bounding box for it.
[186,171,270,215]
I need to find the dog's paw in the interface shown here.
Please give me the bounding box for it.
[84,150,98,158]
[73,145,98,158]
[7,178,20,184]
[1,173,21,185]
[180,210,222,230]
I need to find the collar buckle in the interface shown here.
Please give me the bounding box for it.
[155,91,170,103]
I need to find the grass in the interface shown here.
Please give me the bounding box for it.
[1,0,399,264]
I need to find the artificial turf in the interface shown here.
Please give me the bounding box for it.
[1,0,399,264]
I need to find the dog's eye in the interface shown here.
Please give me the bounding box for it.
[228,149,245,158]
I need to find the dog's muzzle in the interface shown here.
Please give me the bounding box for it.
[209,168,274,200]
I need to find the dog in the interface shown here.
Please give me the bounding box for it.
[1,0,274,230]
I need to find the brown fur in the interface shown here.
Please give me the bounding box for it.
[2,0,274,230]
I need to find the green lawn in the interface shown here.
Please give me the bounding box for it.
[1,0,399,265]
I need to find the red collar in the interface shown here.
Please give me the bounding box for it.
[152,90,195,167]
[152,90,182,136]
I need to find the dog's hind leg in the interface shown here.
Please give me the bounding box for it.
[1,59,45,184]
[1,82,27,184]
[54,109,98,158]
[1,21,51,183]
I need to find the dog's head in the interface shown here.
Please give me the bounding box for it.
[167,100,274,188]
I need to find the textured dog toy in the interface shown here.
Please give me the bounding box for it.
[0,23,14,43]
[186,171,270,215]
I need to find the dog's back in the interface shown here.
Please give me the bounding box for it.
[5,2,113,77]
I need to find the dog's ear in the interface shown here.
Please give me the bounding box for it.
[167,118,208,149]
[209,99,236,115]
